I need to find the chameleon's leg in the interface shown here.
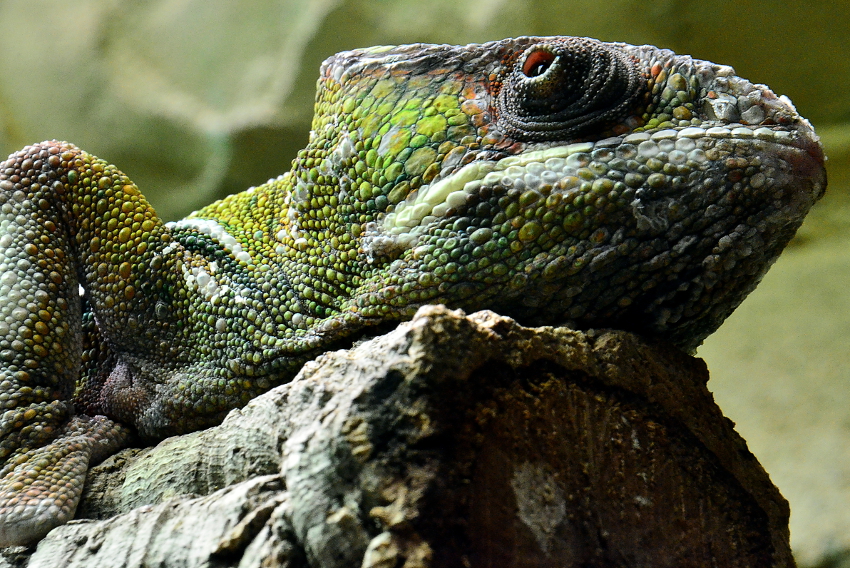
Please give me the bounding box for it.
[0,141,175,545]
[0,415,128,546]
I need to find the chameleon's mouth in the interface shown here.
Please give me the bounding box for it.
[382,122,825,238]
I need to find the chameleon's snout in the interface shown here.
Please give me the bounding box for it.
[694,59,827,200]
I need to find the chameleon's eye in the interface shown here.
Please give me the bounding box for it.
[522,49,556,78]
[496,39,646,142]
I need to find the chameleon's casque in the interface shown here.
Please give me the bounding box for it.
[0,37,825,545]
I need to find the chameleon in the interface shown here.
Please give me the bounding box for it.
[0,36,826,546]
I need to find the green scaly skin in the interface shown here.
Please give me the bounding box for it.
[0,37,825,545]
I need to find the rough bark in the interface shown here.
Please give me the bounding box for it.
[2,306,794,567]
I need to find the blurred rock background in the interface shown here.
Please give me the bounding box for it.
[0,1,847,565]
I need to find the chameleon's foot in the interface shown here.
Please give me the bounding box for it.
[0,415,129,547]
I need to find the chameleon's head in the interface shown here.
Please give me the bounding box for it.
[299,37,825,351]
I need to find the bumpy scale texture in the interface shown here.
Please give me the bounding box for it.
[0,37,826,545]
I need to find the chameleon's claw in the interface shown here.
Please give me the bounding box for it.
[0,416,129,546]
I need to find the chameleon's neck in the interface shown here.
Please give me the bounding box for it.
[177,159,380,344]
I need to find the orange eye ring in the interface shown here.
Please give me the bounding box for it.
[522,50,556,78]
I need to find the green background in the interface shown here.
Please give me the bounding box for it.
[1,1,847,564]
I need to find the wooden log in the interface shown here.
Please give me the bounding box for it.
[6,306,793,567]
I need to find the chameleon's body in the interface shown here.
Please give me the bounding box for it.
[0,37,825,545]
